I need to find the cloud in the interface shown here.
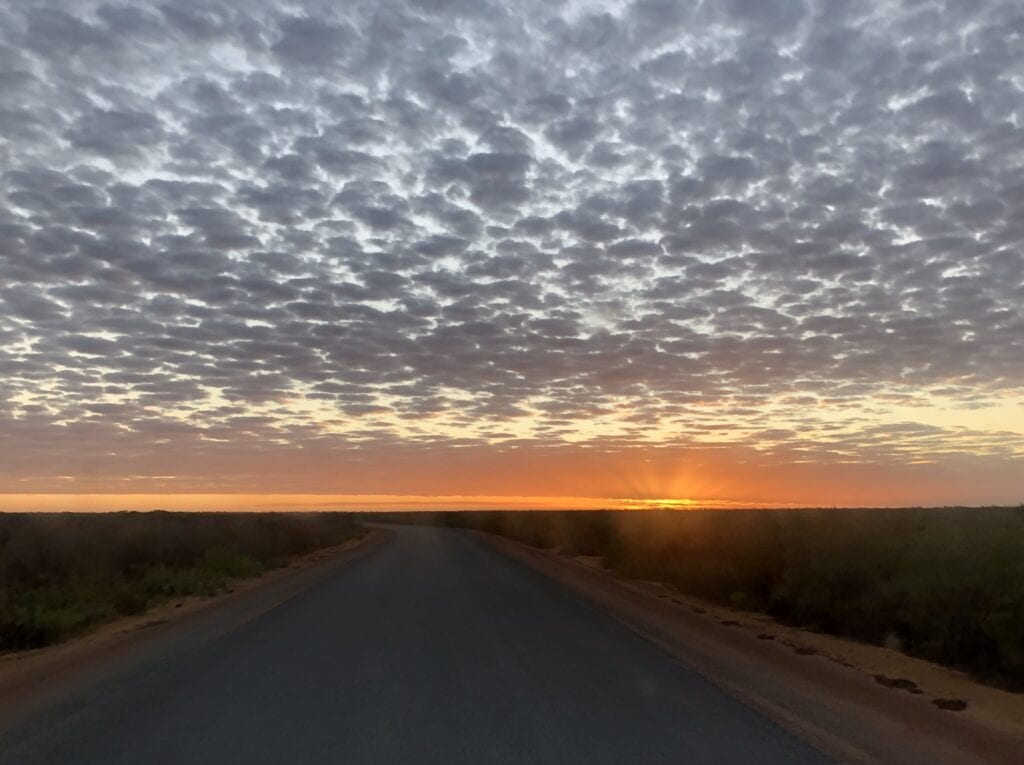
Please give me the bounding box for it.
[272,15,352,66]
[0,0,1022,500]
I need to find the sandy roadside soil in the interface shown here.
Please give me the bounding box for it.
[476,532,1024,765]
[0,529,388,732]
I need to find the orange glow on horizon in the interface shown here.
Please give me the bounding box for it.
[2,435,1020,512]
[1,492,994,513]
[0,493,794,513]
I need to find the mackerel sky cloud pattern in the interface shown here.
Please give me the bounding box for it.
[1,0,1022,505]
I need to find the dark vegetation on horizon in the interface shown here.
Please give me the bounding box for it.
[376,508,1024,689]
[0,512,364,651]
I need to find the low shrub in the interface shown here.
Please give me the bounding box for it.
[0,512,364,651]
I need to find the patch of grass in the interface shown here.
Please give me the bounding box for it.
[0,512,364,651]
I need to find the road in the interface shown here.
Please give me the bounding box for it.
[0,526,830,764]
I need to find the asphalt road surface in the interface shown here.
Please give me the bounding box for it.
[1,526,831,764]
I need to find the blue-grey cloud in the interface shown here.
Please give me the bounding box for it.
[1,0,1022,491]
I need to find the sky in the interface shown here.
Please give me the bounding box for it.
[1,0,1023,511]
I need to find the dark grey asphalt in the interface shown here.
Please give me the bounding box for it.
[0,526,831,764]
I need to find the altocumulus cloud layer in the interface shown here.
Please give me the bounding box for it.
[1,0,1023,502]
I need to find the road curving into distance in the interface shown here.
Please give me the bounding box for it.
[0,525,830,764]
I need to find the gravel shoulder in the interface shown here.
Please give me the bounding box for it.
[475,531,1024,765]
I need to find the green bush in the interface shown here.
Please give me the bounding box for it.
[0,512,364,651]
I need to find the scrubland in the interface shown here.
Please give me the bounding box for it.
[0,512,364,651]
[393,508,1024,689]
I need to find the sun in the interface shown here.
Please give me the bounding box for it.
[620,498,701,510]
